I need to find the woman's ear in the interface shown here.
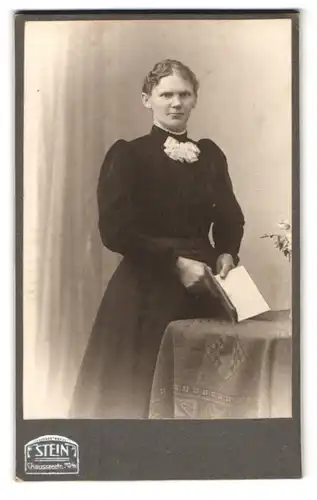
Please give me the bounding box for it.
[141,92,152,109]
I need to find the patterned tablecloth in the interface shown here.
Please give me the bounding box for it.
[149,310,292,419]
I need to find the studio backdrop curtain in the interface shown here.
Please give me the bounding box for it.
[23,22,120,418]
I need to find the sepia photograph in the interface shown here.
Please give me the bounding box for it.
[22,15,294,421]
[16,10,301,481]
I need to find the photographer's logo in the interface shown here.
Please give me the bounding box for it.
[24,435,79,475]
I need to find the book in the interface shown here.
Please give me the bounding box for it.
[204,265,271,323]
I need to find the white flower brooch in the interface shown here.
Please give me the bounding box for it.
[163,136,200,163]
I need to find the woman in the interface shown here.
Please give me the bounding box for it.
[70,59,245,419]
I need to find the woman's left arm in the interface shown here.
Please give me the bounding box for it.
[200,139,245,270]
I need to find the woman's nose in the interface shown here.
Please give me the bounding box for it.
[171,96,182,107]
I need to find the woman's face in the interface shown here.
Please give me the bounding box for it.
[142,73,197,132]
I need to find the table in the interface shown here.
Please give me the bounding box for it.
[149,310,292,419]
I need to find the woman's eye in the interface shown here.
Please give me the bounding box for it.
[161,91,192,98]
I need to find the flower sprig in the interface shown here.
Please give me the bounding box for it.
[261,220,292,261]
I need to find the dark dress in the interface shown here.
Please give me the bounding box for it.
[70,125,245,418]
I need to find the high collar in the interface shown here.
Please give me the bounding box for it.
[150,124,188,143]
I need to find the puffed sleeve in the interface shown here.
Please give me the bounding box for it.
[199,139,245,265]
[97,139,178,267]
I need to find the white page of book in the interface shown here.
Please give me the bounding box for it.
[214,265,271,322]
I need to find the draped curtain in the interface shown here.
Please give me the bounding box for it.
[23,22,120,417]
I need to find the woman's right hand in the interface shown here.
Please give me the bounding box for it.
[176,256,212,292]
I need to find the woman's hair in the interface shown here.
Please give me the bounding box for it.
[142,59,199,96]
